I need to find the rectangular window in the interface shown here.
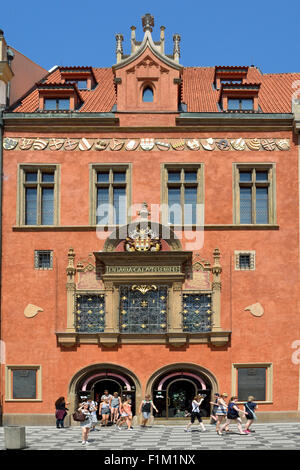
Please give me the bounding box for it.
[18,165,59,226]
[91,165,130,226]
[34,250,53,270]
[228,98,253,111]
[163,165,204,226]
[44,98,70,110]
[234,165,276,225]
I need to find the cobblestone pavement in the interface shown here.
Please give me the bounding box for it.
[1,422,300,451]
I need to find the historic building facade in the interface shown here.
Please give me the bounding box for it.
[1,14,300,424]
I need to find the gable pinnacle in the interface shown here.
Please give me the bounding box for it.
[142,13,154,32]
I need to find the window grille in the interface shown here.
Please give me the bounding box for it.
[34,250,53,269]
[75,293,105,333]
[119,285,168,334]
[182,293,212,332]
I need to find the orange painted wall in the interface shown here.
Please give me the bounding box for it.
[1,124,299,417]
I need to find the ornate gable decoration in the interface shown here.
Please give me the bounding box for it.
[125,225,161,252]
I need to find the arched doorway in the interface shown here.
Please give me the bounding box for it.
[68,364,141,420]
[146,363,218,419]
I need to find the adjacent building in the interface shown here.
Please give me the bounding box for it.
[1,14,300,425]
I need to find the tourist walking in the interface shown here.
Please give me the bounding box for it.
[55,396,69,429]
[139,394,158,427]
[209,393,220,425]
[117,397,133,430]
[86,397,98,431]
[215,393,228,433]
[185,394,206,432]
[99,397,111,427]
[218,396,248,435]
[78,402,93,446]
[244,396,258,433]
[110,392,121,424]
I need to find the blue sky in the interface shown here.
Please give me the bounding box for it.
[1,0,299,73]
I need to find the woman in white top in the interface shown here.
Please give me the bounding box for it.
[78,402,93,446]
[185,395,206,432]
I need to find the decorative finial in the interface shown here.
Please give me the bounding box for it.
[142,13,154,32]
[173,34,181,62]
[115,33,124,63]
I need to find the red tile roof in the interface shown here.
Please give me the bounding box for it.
[11,65,300,114]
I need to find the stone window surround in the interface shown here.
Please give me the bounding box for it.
[57,247,231,348]
[34,250,53,270]
[5,365,42,402]
[161,162,204,228]
[232,162,276,225]
[16,163,60,227]
[231,362,273,404]
[89,163,132,226]
[234,250,256,271]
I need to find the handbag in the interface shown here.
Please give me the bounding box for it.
[72,410,88,422]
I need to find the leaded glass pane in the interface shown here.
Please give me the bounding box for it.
[119,285,168,334]
[184,187,197,225]
[113,187,126,225]
[75,294,105,332]
[168,187,181,225]
[97,187,109,224]
[25,187,37,225]
[256,187,268,224]
[182,293,212,332]
[41,187,54,225]
[240,187,252,223]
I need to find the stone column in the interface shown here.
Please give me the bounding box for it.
[66,248,76,332]
[211,248,222,331]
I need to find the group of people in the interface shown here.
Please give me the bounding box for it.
[75,391,157,446]
[209,393,258,435]
[55,390,258,446]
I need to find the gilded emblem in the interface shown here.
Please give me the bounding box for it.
[125,225,161,252]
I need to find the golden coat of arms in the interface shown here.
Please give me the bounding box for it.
[125,226,161,252]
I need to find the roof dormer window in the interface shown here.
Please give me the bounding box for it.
[220,83,260,113]
[228,98,254,111]
[44,98,70,110]
[38,83,83,112]
[65,79,87,90]
[214,66,248,90]
[60,67,97,91]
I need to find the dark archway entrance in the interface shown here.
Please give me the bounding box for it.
[68,364,141,422]
[148,364,217,419]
